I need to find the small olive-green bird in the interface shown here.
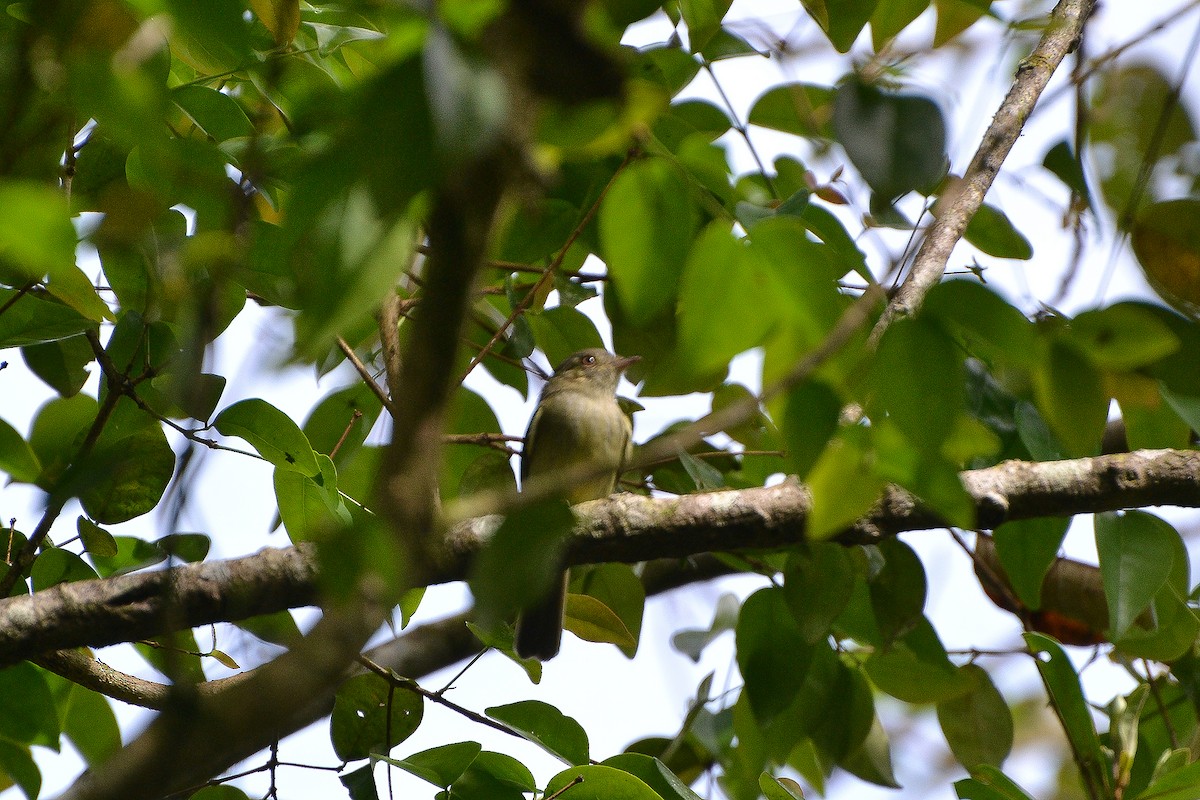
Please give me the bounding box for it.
[515,348,639,661]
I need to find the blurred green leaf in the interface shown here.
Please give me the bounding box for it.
[22,335,93,397]
[0,662,59,748]
[803,0,879,51]
[468,500,575,627]
[0,417,40,483]
[833,78,946,199]
[736,587,814,724]
[1090,64,1197,225]
[0,288,97,349]
[600,157,697,327]
[937,664,1013,768]
[1032,340,1107,458]
[1068,304,1180,370]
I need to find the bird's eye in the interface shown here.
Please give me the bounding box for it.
[582,355,596,365]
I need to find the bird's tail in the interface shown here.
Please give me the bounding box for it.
[515,571,568,660]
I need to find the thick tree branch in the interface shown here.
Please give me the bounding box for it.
[6,450,1198,672]
[872,0,1094,340]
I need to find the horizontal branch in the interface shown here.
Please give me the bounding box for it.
[2,449,1198,668]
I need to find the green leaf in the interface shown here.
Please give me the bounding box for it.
[234,610,301,647]
[802,0,879,51]
[1042,140,1092,203]
[468,500,575,626]
[563,594,637,650]
[955,765,1036,800]
[600,157,697,326]
[1130,199,1200,314]
[190,787,253,800]
[676,449,724,491]
[575,563,645,657]
[486,700,590,766]
[172,85,255,142]
[833,78,947,199]
[1095,511,1178,640]
[378,741,481,788]
[527,305,605,371]
[545,764,664,800]
[444,750,535,798]
[736,587,814,724]
[992,517,1069,609]
[869,538,928,645]
[0,417,40,483]
[923,280,1038,368]
[0,740,40,800]
[0,181,77,283]
[783,543,856,643]
[249,0,300,45]
[330,674,423,761]
[1032,340,1107,458]
[839,711,899,788]
[61,685,120,767]
[30,547,98,590]
[1024,633,1112,796]
[677,223,780,379]
[678,0,733,50]
[0,662,60,748]
[1090,65,1197,226]
[806,431,886,541]
[780,380,842,480]
[871,0,929,48]
[760,773,805,800]
[274,455,352,542]
[166,0,253,73]
[1137,758,1200,800]
[1067,304,1180,370]
[22,335,93,397]
[0,288,97,349]
[964,203,1032,260]
[215,398,321,477]
[865,619,969,703]
[77,423,175,524]
[748,82,836,139]
[870,316,963,451]
[937,664,1014,768]
[601,754,702,800]
[339,764,378,800]
[90,535,166,577]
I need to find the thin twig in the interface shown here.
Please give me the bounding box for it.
[337,336,397,419]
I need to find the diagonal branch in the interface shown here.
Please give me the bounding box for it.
[871,0,1095,341]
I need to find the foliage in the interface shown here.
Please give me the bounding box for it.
[1,0,1200,799]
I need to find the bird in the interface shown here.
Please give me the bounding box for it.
[514,348,639,660]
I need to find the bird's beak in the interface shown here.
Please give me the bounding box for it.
[614,354,641,372]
